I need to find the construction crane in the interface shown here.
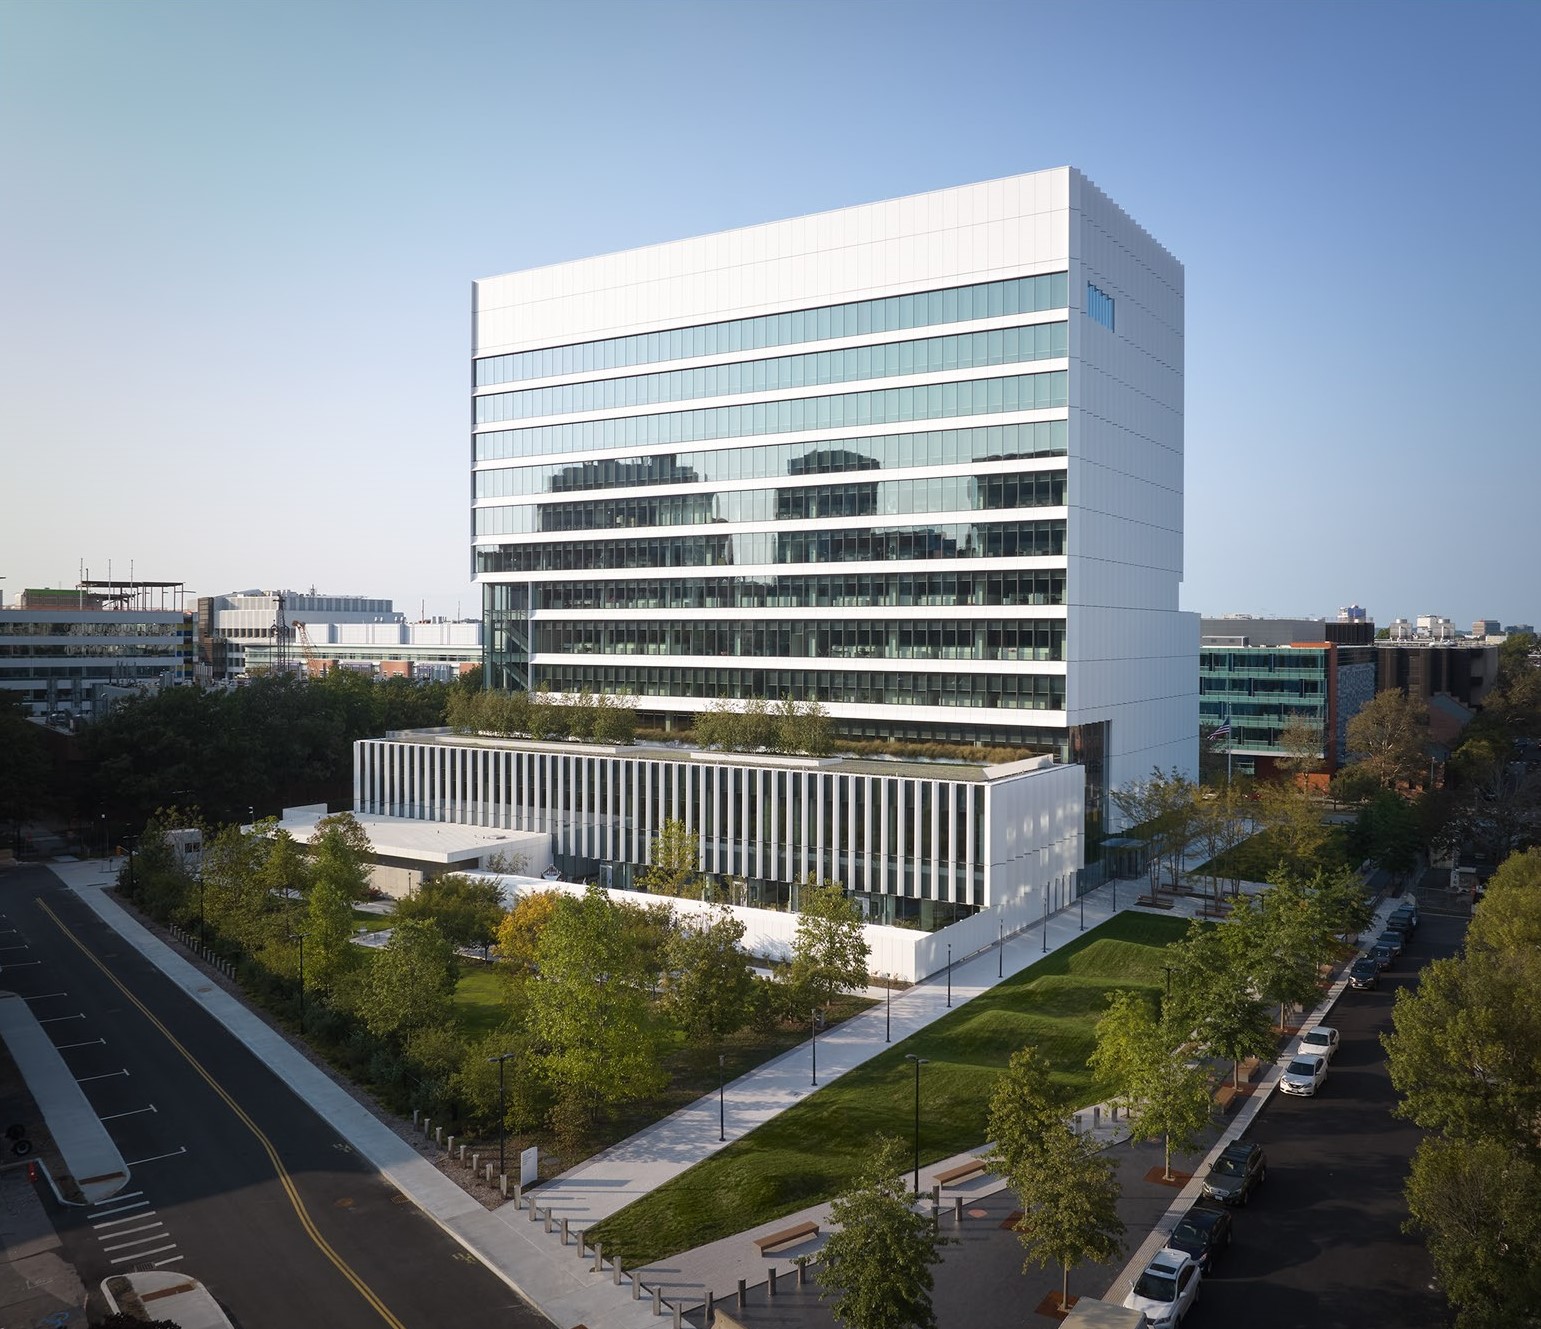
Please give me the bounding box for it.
[292,621,332,677]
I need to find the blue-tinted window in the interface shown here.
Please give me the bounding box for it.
[1087,283,1115,332]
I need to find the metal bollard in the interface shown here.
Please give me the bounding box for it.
[954,1196,963,1223]
[931,1183,940,1209]
[528,1201,538,1222]
[593,1241,603,1273]
[560,1217,569,1245]
[1111,1104,1119,1121]
[578,1231,587,1259]
[1074,1112,1082,1131]
[652,1287,661,1315]
[768,1268,777,1298]
[737,1278,746,1309]
[471,1152,478,1173]
[544,1211,553,1234]
[412,1108,420,1128]
[673,1306,682,1329]
[631,1269,639,1297]
[1092,1105,1100,1128]
[485,1163,493,1183]
[796,1261,807,1287]
[513,1181,522,1207]
[705,1291,714,1319]
[447,1134,455,1155]
[499,1174,508,1199]
[435,1126,443,1146]
[423,1117,430,1138]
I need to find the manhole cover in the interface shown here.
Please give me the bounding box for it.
[334,1197,355,1209]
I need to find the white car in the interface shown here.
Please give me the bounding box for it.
[1279,1052,1328,1096]
[1299,1026,1340,1062]
[1124,1246,1201,1327]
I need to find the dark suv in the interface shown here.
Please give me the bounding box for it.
[1201,1140,1267,1206]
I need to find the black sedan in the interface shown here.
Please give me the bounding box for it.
[1166,1201,1234,1273]
[1201,1140,1268,1206]
[1348,955,1380,990]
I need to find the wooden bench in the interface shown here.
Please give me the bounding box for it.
[753,1220,819,1254]
[1135,895,1172,909]
[934,1157,988,1187]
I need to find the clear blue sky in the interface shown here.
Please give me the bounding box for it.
[2,0,1536,628]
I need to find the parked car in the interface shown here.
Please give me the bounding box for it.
[1201,1140,1267,1205]
[1280,1053,1328,1096]
[1369,941,1396,969]
[1393,898,1420,927]
[1375,930,1404,959]
[1389,904,1418,934]
[1124,1247,1201,1328]
[1299,1026,1340,1061]
[1383,915,1413,943]
[1348,956,1380,990]
[1166,1201,1234,1274]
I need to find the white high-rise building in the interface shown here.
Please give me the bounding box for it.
[469,168,1196,840]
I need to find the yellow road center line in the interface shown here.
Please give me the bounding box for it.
[36,897,407,1329]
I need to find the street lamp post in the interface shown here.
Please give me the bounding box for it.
[811,1009,819,1087]
[885,979,891,1043]
[998,918,1004,979]
[904,1053,929,1195]
[1042,888,1049,953]
[718,1054,726,1141]
[199,874,207,949]
[1079,881,1085,931]
[487,1051,516,1180]
[946,944,952,1009]
[289,932,306,1032]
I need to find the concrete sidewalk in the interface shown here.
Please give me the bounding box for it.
[0,990,130,1205]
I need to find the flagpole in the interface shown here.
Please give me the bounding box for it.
[1227,709,1233,786]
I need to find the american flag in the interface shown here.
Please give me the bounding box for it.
[1209,722,1232,745]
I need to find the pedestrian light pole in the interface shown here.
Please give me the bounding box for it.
[289,931,306,1032]
[998,918,1004,979]
[904,1053,929,1195]
[885,979,892,1043]
[487,1051,517,1180]
[811,1008,819,1087]
[718,1053,726,1141]
[946,944,952,1008]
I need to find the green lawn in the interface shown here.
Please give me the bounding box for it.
[350,907,395,934]
[588,911,1190,1266]
[453,963,509,1040]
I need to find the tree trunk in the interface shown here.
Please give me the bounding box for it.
[1061,1263,1071,1311]
[1163,1134,1173,1182]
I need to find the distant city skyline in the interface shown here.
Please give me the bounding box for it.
[3,0,1537,630]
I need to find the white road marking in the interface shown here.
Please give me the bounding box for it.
[38,1013,86,1024]
[90,1199,149,1219]
[102,1224,167,1248]
[110,1243,176,1264]
[123,1147,187,1167]
[101,1105,157,1122]
[55,1038,107,1050]
[22,991,69,1001]
[152,1255,184,1268]
[75,1069,130,1082]
[95,1210,159,1229]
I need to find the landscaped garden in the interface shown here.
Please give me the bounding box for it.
[587,910,1191,1266]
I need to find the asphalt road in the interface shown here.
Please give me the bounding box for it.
[0,864,550,1329]
[1183,901,1463,1329]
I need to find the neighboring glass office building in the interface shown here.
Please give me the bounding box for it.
[471,170,1196,811]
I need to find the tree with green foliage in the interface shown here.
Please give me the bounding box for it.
[1111,768,1198,893]
[1226,875,1327,1030]
[1350,790,1426,879]
[310,812,373,903]
[0,694,50,848]
[1384,847,1541,1327]
[637,818,704,898]
[984,1045,1069,1176]
[304,873,358,989]
[788,878,871,1009]
[775,695,834,756]
[1164,922,1276,1089]
[394,873,505,950]
[495,890,561,972]
[818,1135,948,1329]
[1276,714,1326,784]
[124,814,196,924]
[257,826,313,900]
[661,908,757,1047]
[527,885,667,1142]
[357,918,458,1040]
[1090,990,1212,1179]
[452,1021,543,1136]
[1346,689,1430,790]
[1253,777,1331,872]
[1403,1136,1541,1329]
[998,1116,1124,1311]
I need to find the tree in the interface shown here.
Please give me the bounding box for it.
[305,873,357,989]
[394,873,506,950]
[0,694,49,848]
[818,1135,948,1329]
[1164,922,1275,1089]
[1226,878,1323,1030]
[1404,1136,1541,1329]
[527,886,666,1140]
[788,878,871,1009]
[1276,714,1326,784]
[257,826,312,900]
[1089,991,1212,1179]
[1351,790,1425,879]
[310,812,373,902]
[1253,777,1331,871]
[1110,768,1198,893]
[1000,1121,1125,1311]
[984,1045,1070,1178]
[495,890,561,971]
[357,918,458,1040]
[637,819,704,898]
[661,908,756,1047]
[1346,690,1430,790]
